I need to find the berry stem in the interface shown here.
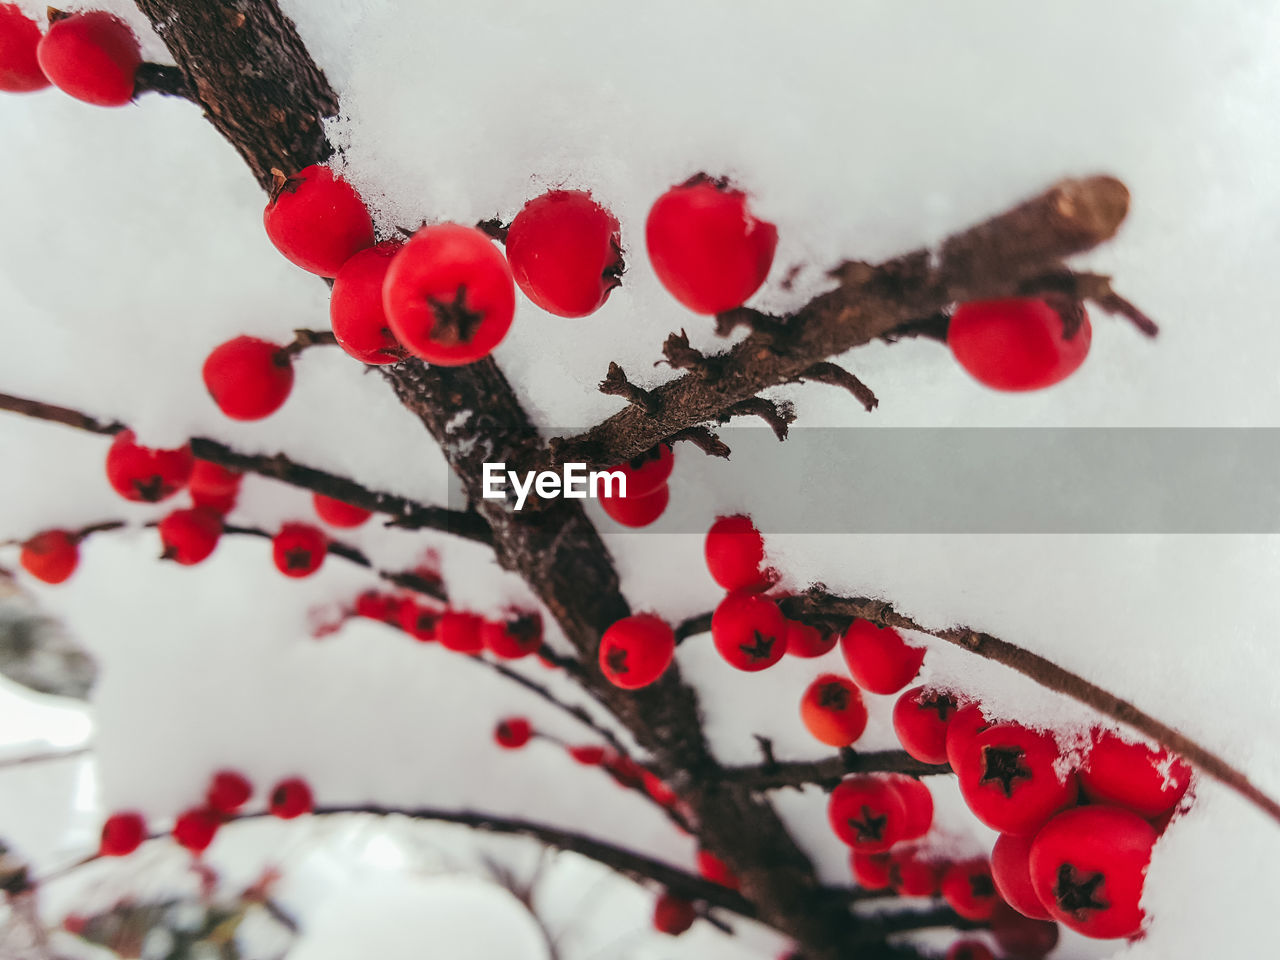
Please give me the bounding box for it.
[279,328,339,359]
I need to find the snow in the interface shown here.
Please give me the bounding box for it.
[1,0,1279,957]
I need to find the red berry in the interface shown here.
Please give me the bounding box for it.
[397,600,440,641]
[330,241,405,364]
[949,298,1091,392]
[203,336,294,421]
[100,811,146,856]
[800,674,868,747]
[271,523,327,578]
[173,808,220,855]
[599,613,674,689]
[604,753,645,789]
[851,852,892,890]
[494,717,532,749]
[263,165,374,277]
[0,5,48,92]
[711,590,787,671]
[481,613,543,659]
[20,530,78,584]
[641,769,679,808]
[946,941,995,960]
[568,745,606,766]
[990,904,1059,959]
[37,12,139,107]
[1080,729,1191,818]
[888,848,941,897]
[158,508,223,566]
[704,514,769,592]
[1029,805,1157,939]
[893,686,958,765]
[941,859,1001,921]
[599,482,669,527]
[506,190,623,318]
[189,460,241,515]
[611,443,673,497]
[991,832,1054,921]
[696,849,739,889]
[646,175,778,314]
[384,223,515,365]
[888,775,934,840]
[106,430,193,503]
[269,777,313,819]
[945,702,992,771]
[205,770,253,814]
[437,610,484,653]
[956,724,1075,836]
[312,493,372,528]
[827,775,909,853]
[840,619,926,695]
[784,619,837,658]
[652,891,697,935]
[355,590,403,625]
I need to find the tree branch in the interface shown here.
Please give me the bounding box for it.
[0,390,491,545]
[723,751,950,792]
[550,180,1137,469]
[133,62,195,100]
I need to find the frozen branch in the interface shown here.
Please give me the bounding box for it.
[723,751,950,792]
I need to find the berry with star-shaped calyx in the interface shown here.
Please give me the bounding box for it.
[611,443,673,498]
[397,601,440,642]
[785,619,837,658]
[990,904,1059,959]
[712,590,787,671]
[704,514,770,592]
[1079,729,1191,818]
[205,770,252,814]
[203,336,295,421]
[506,189,624,318]
[956,723,1075,836]
[263,165,374,277]
[800,674,868,747]
[330,241,405,364]
[37,12,139,106]
[893,686,959,765]
[946,941,995,960]
[437,610,485,653]
[992,832,1054,920]
[828,775,909,853]
[384,223,515,366]
[599,482,669,527]
[269,777,313,819]
[189,460,242,514]
[481,612,543,659]
[312,492,372,528]
[1029,805,1157,939]
[106,430,193,503]
[888,847,942,896]
[100,811,147,856]
[599,613,674,689]
[941,859,1002,921]
[851,852,892,890]
[158,507,223,566]
[0,5,49,92]
[173,808,220,855]
[646,174,778,314]
[652,890,697,936]
[494,717,532,749]
[949,298,1091,392]
[887,774,934,840]
[19,530,79,584]
[840,619,925,695]
[271,523,327,578]
[696,849,740,889]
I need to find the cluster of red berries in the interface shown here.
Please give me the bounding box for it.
[348,588,546,659]
[0,7,142,106]
[599,442,675,528]
[99,771,314,858]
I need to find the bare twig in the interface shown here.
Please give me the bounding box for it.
[794,362,879,412]
[133,62,195,100]
[599,363,659,415]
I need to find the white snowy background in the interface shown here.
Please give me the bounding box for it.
[2,1,1279,958]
